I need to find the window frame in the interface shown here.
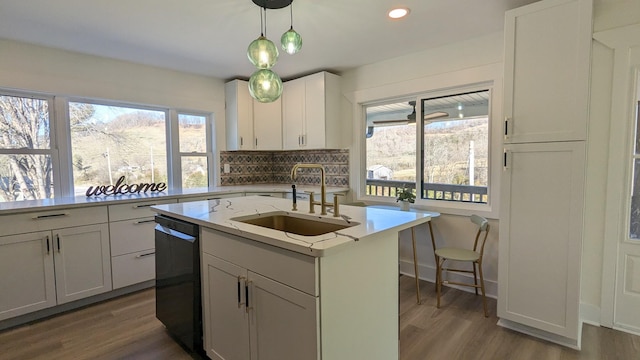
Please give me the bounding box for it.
[172,110,215,190]
[0,88,217,201]
[0,90,61,201]
[416,84,494,214]
[352,63,502,218]
[65,97,172,196]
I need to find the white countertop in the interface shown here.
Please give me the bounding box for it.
[0,184,347,215]
[152,196,432,257]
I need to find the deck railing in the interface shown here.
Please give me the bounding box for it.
[366,179,487,203]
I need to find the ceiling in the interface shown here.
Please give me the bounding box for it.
[0,0,540,81]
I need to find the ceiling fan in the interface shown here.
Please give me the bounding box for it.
[372,101,449,126]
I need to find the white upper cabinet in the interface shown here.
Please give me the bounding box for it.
[282,72,342,150]
[225,80,282,151]
[503,0,592,143]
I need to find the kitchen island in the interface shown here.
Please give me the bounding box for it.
[152,196,431,360]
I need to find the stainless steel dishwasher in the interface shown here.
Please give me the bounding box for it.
[154,214,204,357]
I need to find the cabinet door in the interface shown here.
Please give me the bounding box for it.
[248,271,318,360]
[253,98,282,150]
[503,0,592,143]
[282,79,305,149]
[303,72,327,149]
[0,232,56,321]
[226,80,254,150]
[498,141,585,340]
[53,224,112,304]
[202,253,250,360]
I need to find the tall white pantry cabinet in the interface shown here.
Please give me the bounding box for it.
[498,0,592,348]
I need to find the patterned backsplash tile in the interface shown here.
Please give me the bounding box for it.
[220,149,349,187]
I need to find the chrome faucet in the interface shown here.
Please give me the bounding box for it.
[291,163,340,216]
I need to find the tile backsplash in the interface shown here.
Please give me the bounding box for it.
[220,149,349,187]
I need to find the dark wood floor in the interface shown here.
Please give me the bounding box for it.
[0,276,638,360]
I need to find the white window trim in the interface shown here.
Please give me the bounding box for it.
[173,110,215,189]
[351,63,503,219]
[0,90,61,199]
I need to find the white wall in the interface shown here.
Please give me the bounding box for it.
[0,38,227,151]
[340,32,504,298]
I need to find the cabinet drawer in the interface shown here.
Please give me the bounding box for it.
[108,199,176,222]
[0,206,108,237]
[202,228,317,296]
[111,250,156,289]
[109,218,155,256]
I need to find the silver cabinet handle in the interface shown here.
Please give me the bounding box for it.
[237,276,246,309]
[56,234,61,252]
[45,235,50,254]
[504,117,511,138]
[135,251,155,258]
[245,280,253,313]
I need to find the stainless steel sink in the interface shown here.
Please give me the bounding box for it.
[231,212,358,236]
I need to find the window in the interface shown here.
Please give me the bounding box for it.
[0,93,55,202]
[69,102,168,196]
[363,88,491,206]
[178,113,210,189]
[364,99,416,198]
[0,88,216,202]
[420,90,489,203]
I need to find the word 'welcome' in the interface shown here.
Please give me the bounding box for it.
[85,176,167,197]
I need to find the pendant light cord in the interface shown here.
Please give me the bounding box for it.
[259,7,264,36]
[263,7,268,38]
[289,3,294,30]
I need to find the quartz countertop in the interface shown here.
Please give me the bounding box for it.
[0,184,347,214]
[152,196,431,257]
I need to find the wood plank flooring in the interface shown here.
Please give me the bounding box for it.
[0,276,638,359]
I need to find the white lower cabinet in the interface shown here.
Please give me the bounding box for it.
[0,231,56,320]
[202,229,318,360]
[53,224,112,304]
[109,218,156,289]
[108,199,176,289]
[249,272,317,360]
[0,223,111,321]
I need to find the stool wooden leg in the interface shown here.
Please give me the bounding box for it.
[436,258,442,308]
[478,262,488,317]
[428,222,438,291]
[411,227,421,305]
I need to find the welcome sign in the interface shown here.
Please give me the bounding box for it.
[85,176,167,197]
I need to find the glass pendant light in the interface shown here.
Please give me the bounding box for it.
[280,3,302,54]
[248,69,283,103]
[247,36,278,69]
[247,7,279,69]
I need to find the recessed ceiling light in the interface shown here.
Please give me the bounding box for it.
[388,7,410,19]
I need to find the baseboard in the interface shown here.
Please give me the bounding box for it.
[399,259,497,299]
[580,302,601,327]
[0,280,154,332]
[497,318,581,350]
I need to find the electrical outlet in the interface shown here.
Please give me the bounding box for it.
[223,163,230,173]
